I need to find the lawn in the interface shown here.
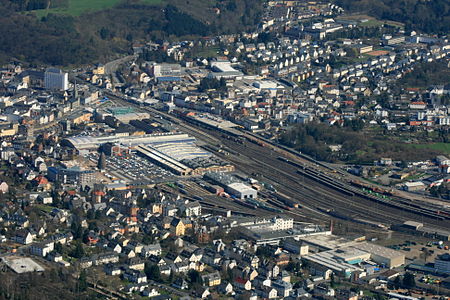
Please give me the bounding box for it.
[409,143,450,154]
[35,204,54,213]
[33,0,123,17]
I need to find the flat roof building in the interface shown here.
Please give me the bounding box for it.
[63,133,195,150]
[226,182,257,200]
[352,242,405,268]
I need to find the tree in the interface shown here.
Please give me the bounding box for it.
[54,242,63,254]
[144,263,161,282]
[70,241,85,258]
[71,221,83,240]
[78,270,88,292]
[402,272,416,288]
[188,270,203,285]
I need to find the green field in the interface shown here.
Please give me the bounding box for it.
[191,46,221,58]
[409,143,450,154]
[140,0,164,4]
[33,0,121,17]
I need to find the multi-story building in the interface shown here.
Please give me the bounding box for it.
[44,68,68,91]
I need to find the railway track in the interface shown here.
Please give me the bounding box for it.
[104,92,450,229]
[212,133,450,228]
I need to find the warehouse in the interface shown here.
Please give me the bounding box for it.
[226,182,258,200]
[352,243,405,268]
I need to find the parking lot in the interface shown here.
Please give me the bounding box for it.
[86,152,176,182]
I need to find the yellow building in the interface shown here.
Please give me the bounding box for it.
[170,218,185,236]
[93,64,105,75]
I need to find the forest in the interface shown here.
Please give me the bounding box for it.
[334,0,450,34]
[0,0,263,66]
[397,61,450,89]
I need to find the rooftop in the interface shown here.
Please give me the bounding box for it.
[2,256,45,273]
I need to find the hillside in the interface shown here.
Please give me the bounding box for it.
[0,0,263,66]
[334,0,450,34]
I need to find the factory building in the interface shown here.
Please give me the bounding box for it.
[226,182,258,200]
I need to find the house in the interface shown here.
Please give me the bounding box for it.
[0,182,9,193]
[104,263,122,276]
[108,242,122,254]
[141,243,162,257]
[123,269,147,283]
[272,279,293,297]
[194,286,210,299]
[37,193,53,204]
[182,201,202,217]
[170,218,186,236]
[436,155,450,166]
[218,282,234,295]
[234,277,252,290]
[128,258,145,271]
[79,258,93,269]
[257,286,278,299]
[201,271,221,287]
[95,253,120,265]
[142,288,160,297]
[86,231,99,245]
[30,241,54,257]
[172,277,189,290]
[12,230,33,245]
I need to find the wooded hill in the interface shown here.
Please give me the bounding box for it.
[0,0,263,66]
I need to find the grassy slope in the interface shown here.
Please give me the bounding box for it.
[408,143,450,155]
[33,0,164,17]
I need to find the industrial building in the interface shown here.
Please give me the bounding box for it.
[204,172,256,199]
[226,182,258,200]
[298,235,405,270]
[352,243,405,268]
[302,242,405,278]
[395,221,450,241]
[303,250,365,278]
[63,133,195,150]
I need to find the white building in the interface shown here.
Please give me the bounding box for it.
[226,182,257,200]
[44,68,69,91]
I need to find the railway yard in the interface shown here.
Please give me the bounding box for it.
[107,92,450,231]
